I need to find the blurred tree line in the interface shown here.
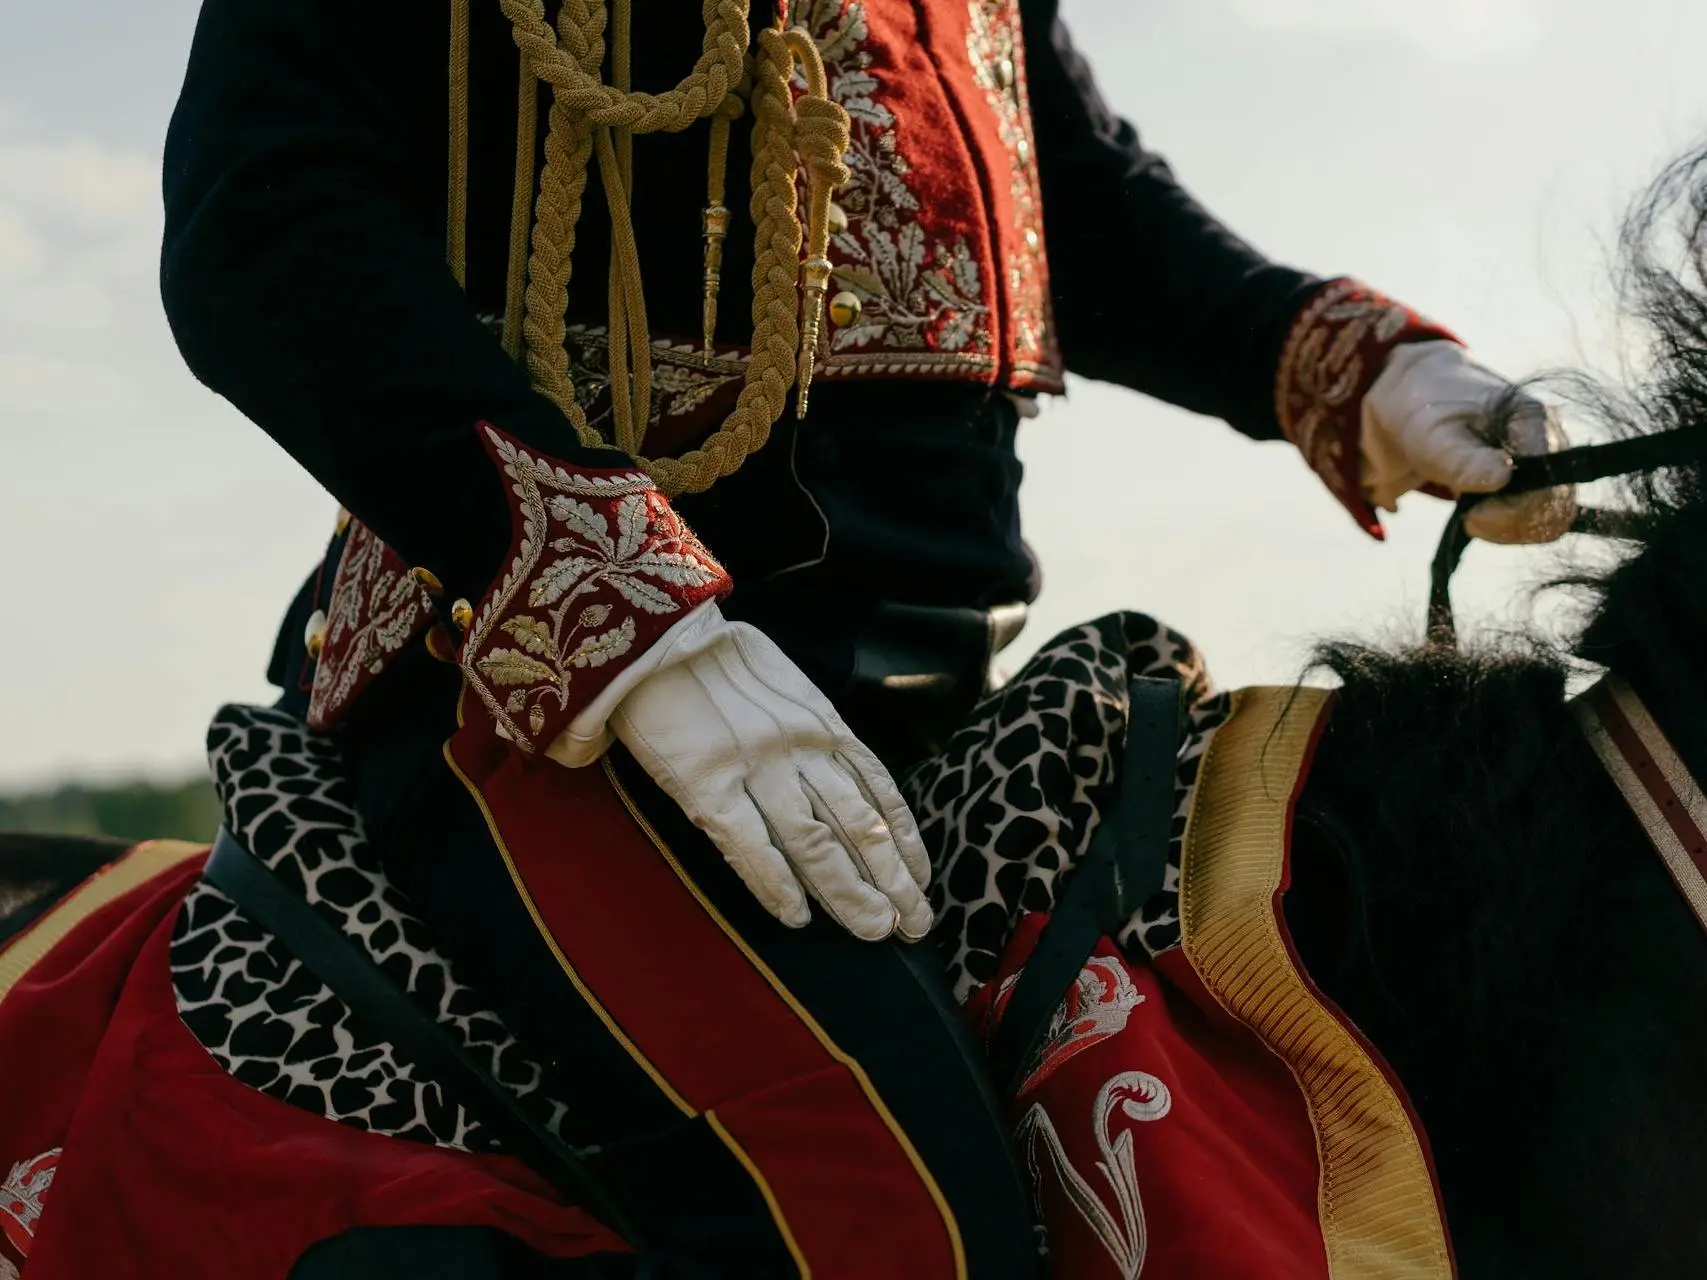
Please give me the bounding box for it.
[0,776,220,843]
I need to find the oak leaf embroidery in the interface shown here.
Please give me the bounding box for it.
[461,428,729,754]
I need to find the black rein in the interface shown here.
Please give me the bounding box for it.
[1427,424,1707,644]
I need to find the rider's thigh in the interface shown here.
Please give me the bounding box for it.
[380,743,1037,1280]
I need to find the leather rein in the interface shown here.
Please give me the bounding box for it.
[1427,422,1707,644]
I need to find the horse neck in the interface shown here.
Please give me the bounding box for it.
[1292,641,1707,1276]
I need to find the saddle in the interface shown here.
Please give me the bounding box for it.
[206,672,1185,1245]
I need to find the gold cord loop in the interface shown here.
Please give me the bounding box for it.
[500,1,851,493]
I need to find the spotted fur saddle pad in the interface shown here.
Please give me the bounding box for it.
[169,611,1227,1151]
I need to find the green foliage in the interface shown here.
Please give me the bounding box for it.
[0,776,220,843]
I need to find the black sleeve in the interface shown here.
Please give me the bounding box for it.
[160,0,632,602]
[1022,1,1323,439]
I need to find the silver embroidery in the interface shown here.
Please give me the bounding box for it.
[790,0,995,363]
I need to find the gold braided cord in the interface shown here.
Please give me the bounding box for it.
[517,0,599,432]
[502,50,540,359]
[597,124,653,455]
[609,0,634,197]
[501,0,748,133]
[602,0,648,456]
[784,26,850,418]
[447,0,472,288]
[505,0,852,494]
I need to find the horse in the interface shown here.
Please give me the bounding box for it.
[9,149,1707,1278]
[0,833,131,944]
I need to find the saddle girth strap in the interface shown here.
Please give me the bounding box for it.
[200,828,646,1247]
[987,676,1183,1101]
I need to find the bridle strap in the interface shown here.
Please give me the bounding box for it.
[1427,423,1707,644]
[1573,676,1707,939]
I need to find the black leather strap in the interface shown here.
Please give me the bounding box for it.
[1428,422,1707,644]
[202,828,645,1248]
[987,677,1183,1100]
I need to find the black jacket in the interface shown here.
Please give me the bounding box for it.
[161,0,1318,647]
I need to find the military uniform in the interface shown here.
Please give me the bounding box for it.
[155,0,1526,1274]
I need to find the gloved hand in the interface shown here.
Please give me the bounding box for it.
[1362,340,1576,543]
[551,603,934,942]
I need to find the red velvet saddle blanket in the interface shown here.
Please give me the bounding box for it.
[0,842,621,1279]
[0,686,1452,1278]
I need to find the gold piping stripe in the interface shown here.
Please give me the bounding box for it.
[1575,678,1707,931]
[1180,687,1453,1280]
[705,1109,813,1279]
[440,732,697,1117]
[0,839,208,1008]
[603,760,969,1280]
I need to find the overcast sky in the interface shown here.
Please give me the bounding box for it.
[3,0,1705,789]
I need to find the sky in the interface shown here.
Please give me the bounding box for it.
[2,0,1706,789]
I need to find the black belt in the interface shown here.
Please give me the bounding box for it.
[987,676,1183,1100]
[202,828,646,1248]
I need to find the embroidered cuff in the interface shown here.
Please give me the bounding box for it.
[305,519,435,731]
[542,600,722,768]
[1273,278,1458,538]
[459,424,732,758]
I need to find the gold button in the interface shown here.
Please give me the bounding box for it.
[304,609,329,660]
[1024,228,1040,250]
[409,566,443,594]
[826,201,849,237]
[828,290,863,328]
[425,626,458,664]
[1015,137,1031,165]
[450,598,474,630]
[995,57,1015,89]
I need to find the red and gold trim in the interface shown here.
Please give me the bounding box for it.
[1575,676,1707,936]
[300,423,732,751]
[305,520,436,730]
[1274,279,1458,538]
[1181,686,1455,1279]
[0,841,208,1008]
[458,424,731,758]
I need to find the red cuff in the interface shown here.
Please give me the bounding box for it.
[458,424,732,757]
[1273,279,1459,538]
[305,520,435,731]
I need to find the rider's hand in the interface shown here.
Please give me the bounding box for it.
[555,603,933,943]
[1361,340,1576,544]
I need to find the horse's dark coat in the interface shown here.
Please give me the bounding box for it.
[0,832,129,946]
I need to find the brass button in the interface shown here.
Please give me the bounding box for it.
[409,566,443,594]
[1023,228,1040,250]
[995,57,1015,90]
[450,598,474,630]
[828,290,863,328]
[826,200,849,236]
[1015,137,1031,165]
[304,609,329,660]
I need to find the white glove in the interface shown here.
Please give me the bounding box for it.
[547,603,933,942]
[1362,340,1576,544]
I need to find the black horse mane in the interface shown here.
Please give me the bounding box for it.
[1285,146,1707,1271]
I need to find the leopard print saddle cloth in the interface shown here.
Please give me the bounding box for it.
[169,610,1227,1150]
